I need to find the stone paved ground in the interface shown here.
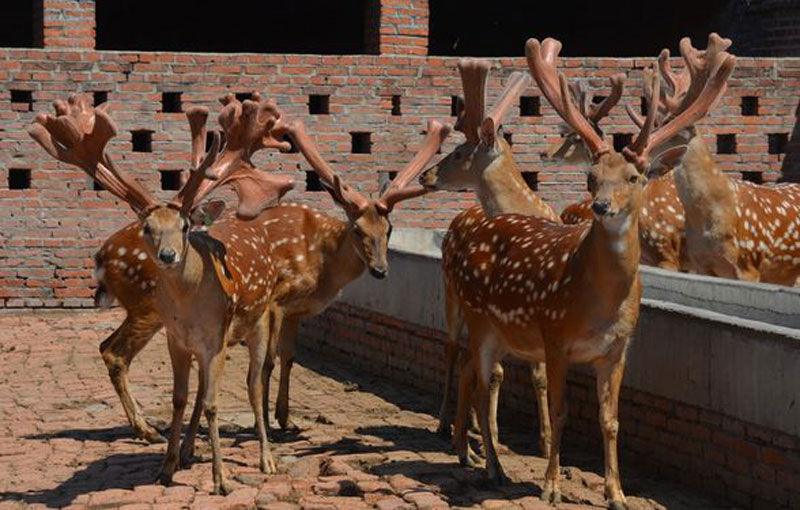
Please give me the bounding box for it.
[0,310,734,510]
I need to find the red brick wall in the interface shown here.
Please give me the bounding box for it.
[299,302,800,510]
[0,0,798,307]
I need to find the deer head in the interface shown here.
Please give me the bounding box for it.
[286,120,450,279]
[29,93,295,270]
[418,59,530,191]
[525,36,734,229]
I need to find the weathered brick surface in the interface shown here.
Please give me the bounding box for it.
[300,302,800,510]
[0,309,726,509]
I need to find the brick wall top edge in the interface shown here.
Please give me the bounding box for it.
[1,47,800,65]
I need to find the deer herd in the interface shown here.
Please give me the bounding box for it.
[26,33,797,508]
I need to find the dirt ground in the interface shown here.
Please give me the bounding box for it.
[0,310,735,510]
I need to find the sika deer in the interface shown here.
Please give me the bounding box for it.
[419,58,623,462]
[86,118,448,445]
[664,35,800,285]
[423,37,733,509]
[30,93,294,494]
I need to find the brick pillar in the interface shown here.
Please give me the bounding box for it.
[376,0,429,55]
[35,0,96,49]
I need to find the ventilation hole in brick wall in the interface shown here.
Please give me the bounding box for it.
[768,133,788,155]
[305,171,324,191]
[308,94,330,115]
[8,168,31,190]
[90,178,104,191]
[640,96,649,116]
[741,96,759,116]
[717,134,737,154]
[450,96,462,117]
[503,132,513,146]
[235,92,254,103]
[521,172,538,191]
[351,132,371,154]
[388,171,398,180]
[391,95,402,116]
[205,130,227,151]
[520,96,541,117]
[162,92,182,113]
[613,133,633,152]
[93,91,109,106]
[132,130,153,153]
[10,90,32,111]
[592,95,606,105]
[741,171,763,184]
[160,170,182,190]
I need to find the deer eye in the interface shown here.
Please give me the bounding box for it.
[628,174,638,183]
[143,225,152,236]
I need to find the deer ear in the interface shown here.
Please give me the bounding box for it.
[190,200,226,227]
[480,117,496,148]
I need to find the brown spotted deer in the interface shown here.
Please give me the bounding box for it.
[663,35,800,285]
[419,59,566,460]
[423,37,733,509]
[82,116,448,448]
[420,59,624,463]
[29,93,295,494]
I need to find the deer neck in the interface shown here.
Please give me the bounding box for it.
[476,150,554,219]
[574,210,641,311]
[320,219,367,290]
[674,136,737,232]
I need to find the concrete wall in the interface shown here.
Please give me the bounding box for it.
[298,235,800,509]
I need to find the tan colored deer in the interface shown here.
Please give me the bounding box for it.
[422,38,733,510]
[30,93,295,494]
[86,117,448,448]
[420,59,624,465]
[663,35,800,285]
[419,59,558,460]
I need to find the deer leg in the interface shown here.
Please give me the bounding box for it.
[275,316,299,430]
[453,349,480,467]
[248,312,276,474]
[541,351,568,505]
[199,344,232,496]
[262,306,282,431]
[475,353,507,485]
[178,364,205,468]
[157,336,191,485]
[530,361,551,457]
[595,351,628,510]
[100,314,165,443]
[438,289,463,440]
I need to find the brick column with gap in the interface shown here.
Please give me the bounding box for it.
[36,0,96,49]
[377,0,428,55]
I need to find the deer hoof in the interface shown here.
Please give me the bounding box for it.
[156,470,173,487]
[261,454,277,474]
[214,479,234,496]
[541,488,562,505]
[487,465,508,487]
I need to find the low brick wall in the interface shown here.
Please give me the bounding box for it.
[297,248,800,510]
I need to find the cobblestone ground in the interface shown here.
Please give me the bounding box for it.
[0,310,732,510]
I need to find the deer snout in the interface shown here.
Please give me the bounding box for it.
[418,166,438,189]
[158,247,177,264]
[591,199,611,217]
[369,265,388,279]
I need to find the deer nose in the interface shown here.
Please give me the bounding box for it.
[158,248,177,264]
[369,266,388,279]
[591,199,611,216]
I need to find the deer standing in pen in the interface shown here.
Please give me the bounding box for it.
[419,58,624,463]
[662,35,800,285]
[30,93,296,494]
[419,59,557,462]
[422,37,734,509]
[83,113,448,446]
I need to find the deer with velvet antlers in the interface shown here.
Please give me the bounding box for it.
[74,108,447,449]
[422,37,734,509]
[418,59,564,461]
[30,93,295,494]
